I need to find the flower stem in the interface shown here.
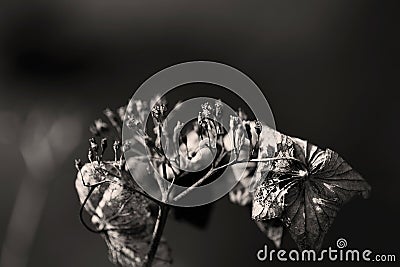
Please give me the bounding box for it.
[173,155,305,202]
[144,203,170,267]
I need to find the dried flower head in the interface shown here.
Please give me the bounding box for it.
[151,103,167,123]
[201,102,212,118]
[76,96,371,266]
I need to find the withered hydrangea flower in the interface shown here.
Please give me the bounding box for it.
[76,96,371,267]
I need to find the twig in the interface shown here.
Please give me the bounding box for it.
[144,204,170,267]
[173,155,305,202]
[172,155,238,202]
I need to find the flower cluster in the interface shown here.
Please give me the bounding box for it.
[75,95,371,266]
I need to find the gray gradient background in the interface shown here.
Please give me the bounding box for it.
[0,0,399,266]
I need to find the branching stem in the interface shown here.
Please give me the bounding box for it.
[173,155,304,202]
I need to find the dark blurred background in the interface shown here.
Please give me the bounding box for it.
[0,0,399,266]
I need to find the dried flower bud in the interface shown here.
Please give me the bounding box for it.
[201,119,208,130]
[88,148,95,162]
[197,112,204,125]
[135,100,145,113]
[151,103,167,123]
[137,101,149,122]
[126,102,136,115]
[215,100,223,118]
[133,100,146,114]
[113,140,121,152]
[152,107,160,120]
[104,108,121,133]
[159,103,167,116]
[238,108,247,120]
[117,106,126,121]
[230,115,240,131]
[121,140,131,153]
[254,120,262,135]
[126,116,142,130]
[74,159,83,170]
[100,138,108,155]
[113,140,121,162]
[90,119,108,136]
[89,137,98,152]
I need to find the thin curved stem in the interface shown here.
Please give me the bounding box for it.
[79,185,105,234]
[173,155,304,202]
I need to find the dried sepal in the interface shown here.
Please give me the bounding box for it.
[75,161,172,267]
[227,121,371,251]
[252,125,371,250]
